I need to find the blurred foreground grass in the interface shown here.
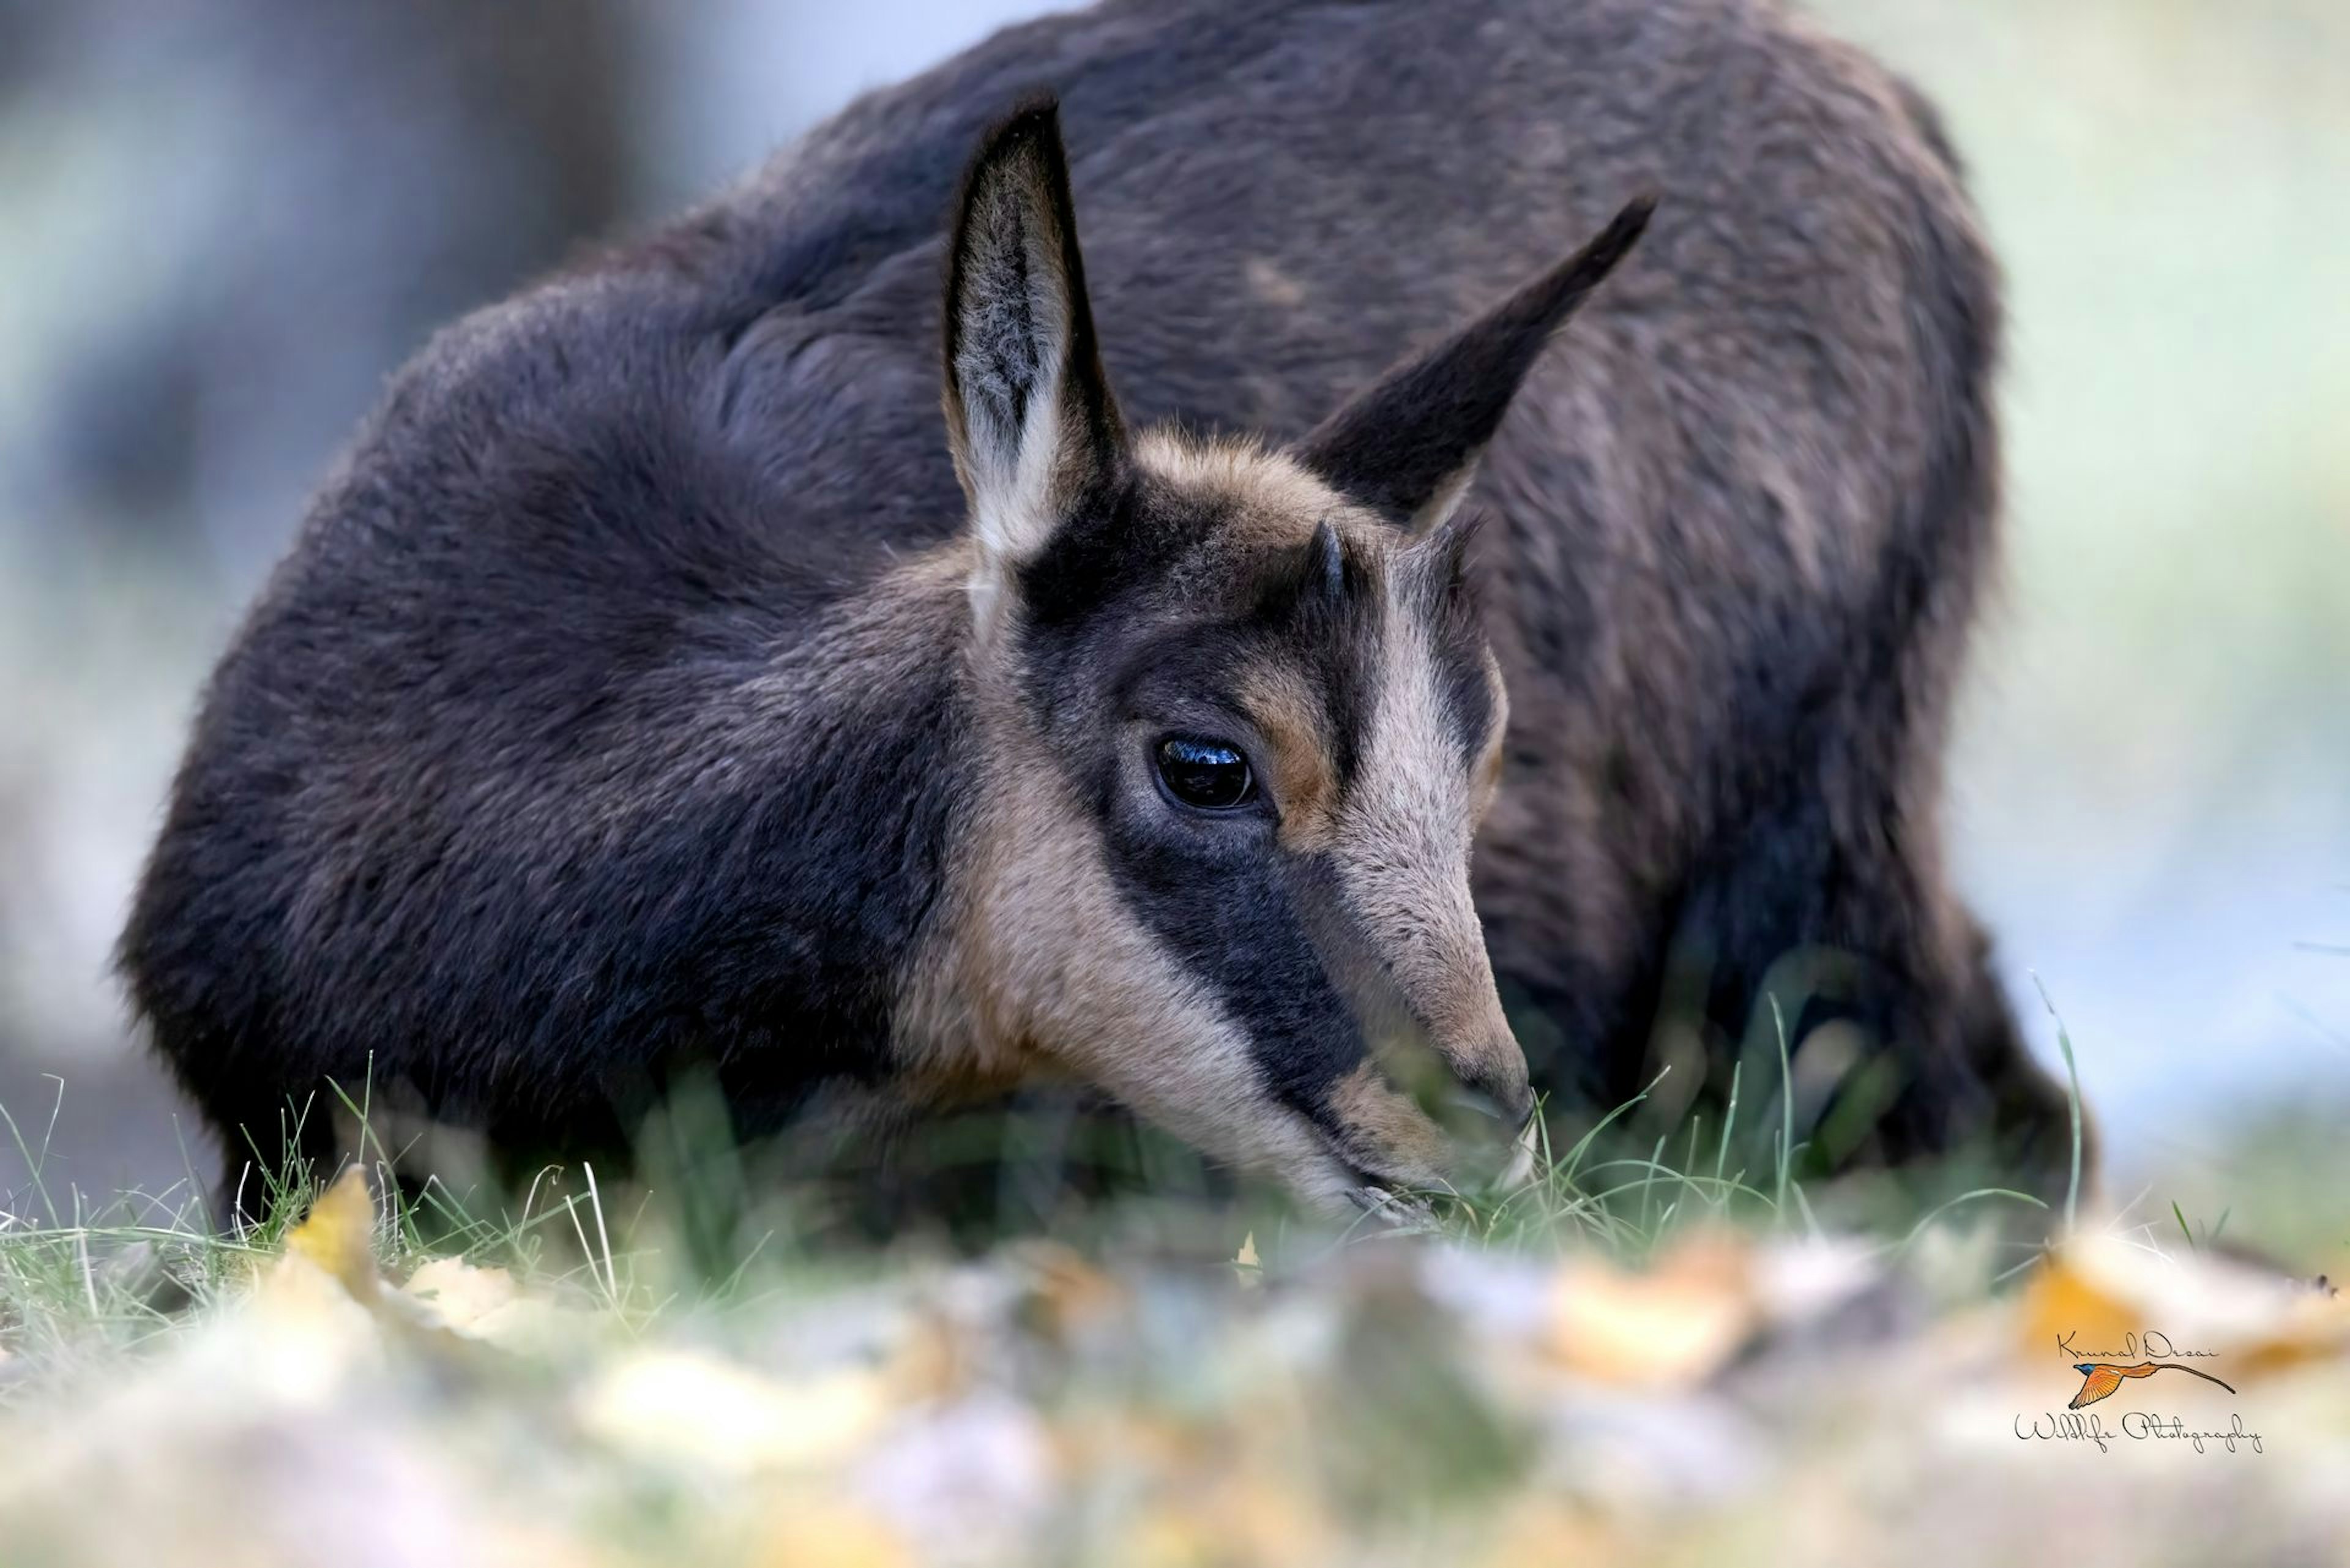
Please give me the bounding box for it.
[1,1081,2346,1568]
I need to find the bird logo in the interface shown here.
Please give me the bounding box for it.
[2068,1361,2237,1409]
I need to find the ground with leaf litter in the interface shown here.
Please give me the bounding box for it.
[1,1167,2344,1568]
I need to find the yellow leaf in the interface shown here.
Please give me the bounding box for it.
[217,1167,390,1401]
[282,1167,379,1302]
[2221,1289,2350,1381]
[2020,1233,2350,1381]
[2017,1244,2135,1357]
[1545,1236,1756,1387]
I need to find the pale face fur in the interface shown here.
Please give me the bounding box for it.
[895,434,1528,1211]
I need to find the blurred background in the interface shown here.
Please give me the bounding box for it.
[1,1,2343,1234]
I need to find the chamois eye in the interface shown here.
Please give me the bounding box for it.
[1155,736,1256,811]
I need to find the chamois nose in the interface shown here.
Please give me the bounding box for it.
[1444,1078,1535,1134]
[1449,1021,1535,1128]
[1432,1051,1537,1189]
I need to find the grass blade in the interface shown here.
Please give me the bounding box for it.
[2031,973,2086,1236]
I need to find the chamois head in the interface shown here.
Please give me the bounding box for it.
[930,97,1651,1212]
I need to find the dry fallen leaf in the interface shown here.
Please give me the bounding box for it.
[282,1166,380,1301]
[396,1256,572,1352]
[1544,1236,1758,1389]
[231,1168,390,1400]
[400,1256,519,1331]
[2020,1233,2350,1381]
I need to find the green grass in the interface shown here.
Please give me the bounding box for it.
[0,1008,2089,1384]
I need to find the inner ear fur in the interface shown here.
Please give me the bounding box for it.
[940,95,1124,569]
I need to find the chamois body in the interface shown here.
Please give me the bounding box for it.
[123,0,2075,1210]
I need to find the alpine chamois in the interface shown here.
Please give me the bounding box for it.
[121,0,2078,1220]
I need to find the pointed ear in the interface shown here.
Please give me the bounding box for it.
[941,96,1122,575]
[1296,196,1655,530]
